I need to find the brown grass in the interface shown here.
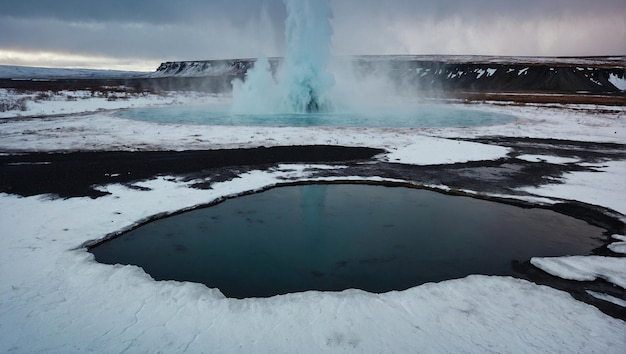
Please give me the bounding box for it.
[439,91,625,106]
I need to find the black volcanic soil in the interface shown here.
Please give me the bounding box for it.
[0,138,620,196]
[0,146,384,198]
[1,140,623,231]
[2,140,624,235]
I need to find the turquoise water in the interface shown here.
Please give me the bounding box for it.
[90,185,604,298]
[116,104,515,128]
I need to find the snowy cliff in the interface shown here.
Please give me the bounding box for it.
[152,55,625,93]
[150,60,255,78]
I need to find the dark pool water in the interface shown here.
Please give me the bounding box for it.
[90,185,604,298]
[116,104,515,128]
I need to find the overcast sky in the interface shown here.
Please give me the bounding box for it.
[1,0,624,71]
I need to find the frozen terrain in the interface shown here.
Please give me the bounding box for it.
[0,89,625,353]
[0,65,144,79]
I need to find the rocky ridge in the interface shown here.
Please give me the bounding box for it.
[153,55,625,94]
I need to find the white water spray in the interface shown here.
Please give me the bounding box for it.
[231,0,334,113]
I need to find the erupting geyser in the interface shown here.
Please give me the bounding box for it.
[282,0,334,112]
[231,0,334,113]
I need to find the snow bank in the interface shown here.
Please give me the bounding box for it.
[383,137,510,165]
[531,256,626,289]
[586,291,626,308]
[608,234,626,254]
[519,160,626,214]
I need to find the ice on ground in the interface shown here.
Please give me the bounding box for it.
[608,73,626,91]
[1,93,624,153]
[383,137,510,165]
[427,103,625,144]
[608,234,626,254]
[531,256,626,289]
[0,65,144,79]
[586,291,626,308]
[516,154,580,164]
[0,89,220,118]
[612,234,626,242]
[519,160,626,215]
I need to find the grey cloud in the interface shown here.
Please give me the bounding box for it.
[0,16,280,61]
[3,0,623,28]
[331,0,625,56]
[333,0,624,19]
[5,0,623,20]
[1,0,286,26]
[0,0,286,61]
[0,0,623,67]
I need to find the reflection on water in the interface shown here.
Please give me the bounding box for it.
[90,185,604,298]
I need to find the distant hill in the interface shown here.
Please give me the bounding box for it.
[151,55,626,94]
[0,65,146,79]
[1,56,623,105]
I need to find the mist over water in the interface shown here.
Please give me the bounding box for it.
[283,0,334,112]
[120,0,520,128]
[232,0,335,114]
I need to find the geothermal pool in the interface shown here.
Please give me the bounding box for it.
[90,184,604,298]
[116,104,515,127]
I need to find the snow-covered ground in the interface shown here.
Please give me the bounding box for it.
[0,90,624,353]
[0,88,210,118]
[0,65,144,79]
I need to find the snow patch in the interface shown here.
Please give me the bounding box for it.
[0,65,144,79]
[150,62,234,77]
[590,77,602,86]
[0,89,219,118]
[608,73,626,91]
[608,234,626,254]
[586,291,626,307]
[519,160,626,214]
[383,137,510,165]
[516,154,579,164]
[531,256,626,289]
[446,71,464,79]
